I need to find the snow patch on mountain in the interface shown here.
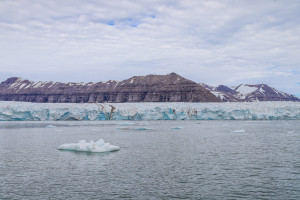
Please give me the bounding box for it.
[236,84,258,95]
[202,83,300,102]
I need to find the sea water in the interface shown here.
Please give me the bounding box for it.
[0,120,300,199]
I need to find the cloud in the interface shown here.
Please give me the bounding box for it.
[0,0,300,95]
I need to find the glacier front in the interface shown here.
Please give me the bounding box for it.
[0,101,300,121]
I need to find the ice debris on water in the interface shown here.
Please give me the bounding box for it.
[58,139,120,153]
[45,125,56,128]
[119,122,135,125]
[133,127,152,130]
[171,126,184,130]
[0,101,300,121]
[117,127,152,130]
[231,129,246,133]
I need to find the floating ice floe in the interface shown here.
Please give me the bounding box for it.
[138,122,150,126]
[171,126,184,130]
[133,127,152,130]
[58,139,120,153]
[231,129,246,133]
[287,131,294,134]
[45,125,56,128]
[119,122,135,125]
[117,127,152,130]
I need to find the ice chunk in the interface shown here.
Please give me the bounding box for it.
[171,126,184,130]
[231,129,246,133]
[119,122,135,125]
[45,125,56,128]
[133,127,152,130]
[117,127,152,130]
[58,139,120,153]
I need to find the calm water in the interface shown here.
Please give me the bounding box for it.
[0,120,300,200]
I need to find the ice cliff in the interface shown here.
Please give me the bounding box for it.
[0,101,299,121]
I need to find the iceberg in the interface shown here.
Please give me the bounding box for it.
[117,127,152,130]
[45,125,56,128]
[133,127,152,130]
[231,129,246,133]
[119,122,135,125]
[58,139,120,153]
[0,101,300,121]
[171,126,184,130]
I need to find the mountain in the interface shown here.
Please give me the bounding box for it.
[201,83,299,102]
[0,73,220,103]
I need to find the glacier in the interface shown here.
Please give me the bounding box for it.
[0,101,300,121]
[58,139,120,153]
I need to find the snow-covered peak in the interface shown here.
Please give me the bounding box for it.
[202,83,300,102]
[235,84,258,95]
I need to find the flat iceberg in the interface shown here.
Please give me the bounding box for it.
[0,101,300,121]
[58,139,120,153]
[117,127,152,130]
[133,127,152,130]
[119,122,135,125]
[171,126,184,130]
[45,125,56,128]
[231,129,246,133]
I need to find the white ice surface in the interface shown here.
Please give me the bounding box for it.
[231,129,246,133]
[45,125,56,128]
[58,139,120,153]
[0,101,300,121]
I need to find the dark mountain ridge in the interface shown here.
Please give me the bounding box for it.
[0,73,220,103]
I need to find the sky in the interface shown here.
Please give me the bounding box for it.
[0,0,299,96]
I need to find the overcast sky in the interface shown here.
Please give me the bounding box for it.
[0,0,299,96]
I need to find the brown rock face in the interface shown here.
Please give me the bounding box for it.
[0,73,221,103]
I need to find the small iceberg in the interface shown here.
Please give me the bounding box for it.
[231,129,246,133]
[133,127,152,130]
[119,122,135,125]
[117,127,152,130]
[58,139,120,153]
[45,125,56,128]
[287,131,294,134]
[171,126,184,130]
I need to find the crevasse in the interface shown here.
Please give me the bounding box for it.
[0,101,299,121]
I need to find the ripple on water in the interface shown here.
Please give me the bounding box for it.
[0,120,300,199]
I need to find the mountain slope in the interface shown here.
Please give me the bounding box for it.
[0,73,220,103]
[234,84,299,101]
[202,83,299,102]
